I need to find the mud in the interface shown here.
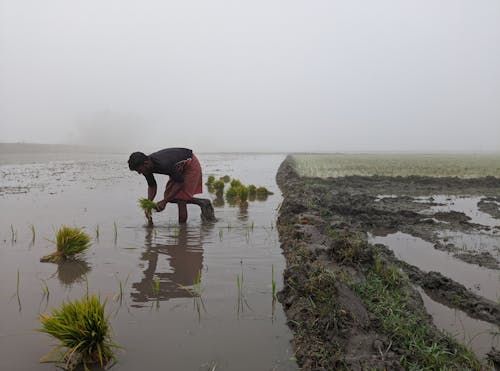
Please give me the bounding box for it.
[276,156,500,369]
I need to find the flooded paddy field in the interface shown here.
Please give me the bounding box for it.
[0,150,297,370]
[276,154,500,369]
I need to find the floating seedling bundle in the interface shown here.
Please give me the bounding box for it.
[38,294,120,370]
[139,198,157,226]
[40,226,91,263]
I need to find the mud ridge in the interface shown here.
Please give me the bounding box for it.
[276,155,499,369]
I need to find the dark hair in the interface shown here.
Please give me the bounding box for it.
[128,152,148,170]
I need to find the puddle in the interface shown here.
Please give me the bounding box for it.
[0,153,297,370]
[438,230,500,259]
[416,195,500,228]
[417,287,499,362]
[368,232,500,302]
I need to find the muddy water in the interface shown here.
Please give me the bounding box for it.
[416,195,500,228]
[417,288,499,362]
[0,152,297,371]
[369,232,500,302]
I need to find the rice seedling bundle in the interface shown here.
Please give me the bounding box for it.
[220,175,231,183]
[213,180,225,196]
[40,226,91,263]
[205,175,215,186]
[139,198,156,224]
[38,294,119,369]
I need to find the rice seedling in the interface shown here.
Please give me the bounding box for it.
[219,229,224,241]
[205,175,215,186]
[11,224,17,243]
[220,175,230,183]
[139,198,156,226]
[30,224,36,245]
[247,184,257,196]
[151,277,160,296]
[237,186,249,207]
[178,270,206,321]
[236,270,252,317]
[114,274,129,305]
[213,180,225,197]
[40,226,91,263]
[256,186,273,201]
[40,278,50,299]
[16,268,21,311]
[113,221,118,243]
[271,264,277,301]
[230,178,242,188]
[225,186,238,202]
[271,264,277,321]
[95,224,100,240]
[38,294,120,369]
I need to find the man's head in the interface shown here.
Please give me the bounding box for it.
[128,152,152,174]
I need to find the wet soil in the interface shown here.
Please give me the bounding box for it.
[276,156,500,369]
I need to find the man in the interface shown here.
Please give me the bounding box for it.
[128,148,215,223]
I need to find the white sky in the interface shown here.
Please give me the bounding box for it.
[1,0,499,153]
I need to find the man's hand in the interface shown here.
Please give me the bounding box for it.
[155,199,167,212]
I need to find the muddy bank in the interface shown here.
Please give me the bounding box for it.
[276,156,499,369]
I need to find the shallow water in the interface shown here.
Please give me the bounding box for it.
[417,287,499,362]
[0,152,297,370]
[368,232,500,302]
[416,195,500,228]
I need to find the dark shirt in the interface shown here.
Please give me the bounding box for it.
[144,148,193,187]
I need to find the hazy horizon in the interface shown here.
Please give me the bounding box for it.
[1,1,499,153]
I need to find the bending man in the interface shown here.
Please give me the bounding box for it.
[128,147,215,223]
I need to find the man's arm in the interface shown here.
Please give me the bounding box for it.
[148,185,157,201]
[144,173,157,200]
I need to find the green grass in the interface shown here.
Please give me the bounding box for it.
[293,153,500,178]
[354,255,481,370]
[38,294,119,369]
[41,226,91,263]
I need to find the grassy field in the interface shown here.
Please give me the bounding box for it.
[292,153,500,178]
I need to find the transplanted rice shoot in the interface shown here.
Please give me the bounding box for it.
[40,226,91,263]
[213,180,225,197]
[38,294,119,369]
[139,198,156,225]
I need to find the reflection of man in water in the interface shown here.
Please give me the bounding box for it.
[128,148,215,223]
[131,226,203,304]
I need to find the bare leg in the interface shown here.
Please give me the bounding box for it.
[170,198,216,222]
[178,201,188,223]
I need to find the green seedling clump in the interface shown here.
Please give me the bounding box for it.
[247,184,257,196]
[220,175,231,183]
[213,180,225,197]
[139,198,156,224]
[205,175,215,185]
[256,186,273,195]
[38,294,119,369]
[225,186,238,201]
[230,178,242,188]
[236,186,249,206]
[40,226,91,263]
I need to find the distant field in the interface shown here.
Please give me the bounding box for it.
[292,153,500,178]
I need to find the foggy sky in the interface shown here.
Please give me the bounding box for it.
[1,0,499,153]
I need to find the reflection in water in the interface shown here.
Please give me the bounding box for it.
[57,259,91,286]
[131,226,204,306]
[213,196,225,207]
